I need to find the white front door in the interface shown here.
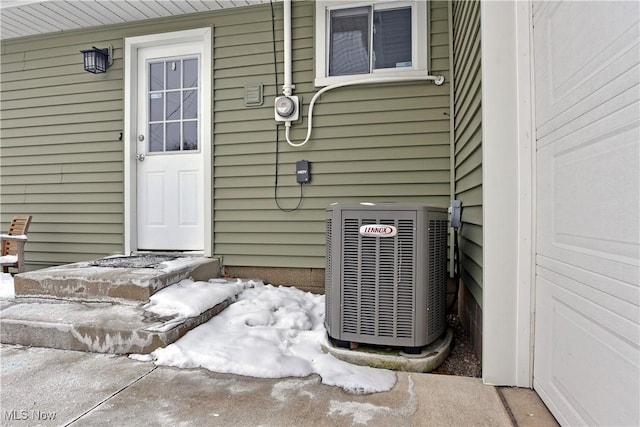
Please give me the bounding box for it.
[532,2,639,426]
[136,43,204,251]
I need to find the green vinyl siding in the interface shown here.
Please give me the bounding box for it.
[452,0,483,305]
[1,34,124,265]
[214,1,451,268]
[1,1,451,270]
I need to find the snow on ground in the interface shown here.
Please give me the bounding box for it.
[1,269,396,394]
[0,273,14,298]
[142,280,397,394]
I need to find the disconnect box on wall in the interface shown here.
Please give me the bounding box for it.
[296,160,310,183]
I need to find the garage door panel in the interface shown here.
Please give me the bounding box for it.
[537,262,639,337]
[537,79,640,150]
[534,1,639,139]
[535,275,640,426]
[537,116,640,283]
[533,1,640,425]
[536,38,638,138]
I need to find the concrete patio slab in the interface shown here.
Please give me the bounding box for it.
[0,345,154,426]
[1,344,517,427]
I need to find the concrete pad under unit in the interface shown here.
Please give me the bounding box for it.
[323,328,454,373]
[13,256,220,302]
[0,297,230,354]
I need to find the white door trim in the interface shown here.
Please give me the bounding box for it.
[124,28,212,256]
[514,0,536,388]
[480,0,535,387]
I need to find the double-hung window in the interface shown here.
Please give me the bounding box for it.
[315,0,428,86]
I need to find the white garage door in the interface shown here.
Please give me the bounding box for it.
[533,2,639,426]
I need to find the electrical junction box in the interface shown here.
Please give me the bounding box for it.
[449,200,462,229]
[296,160,310,183]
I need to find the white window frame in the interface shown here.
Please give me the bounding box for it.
[315,0,428,87]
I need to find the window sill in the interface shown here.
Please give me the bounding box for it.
[314,68,431,88]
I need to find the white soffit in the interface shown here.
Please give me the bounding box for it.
[0,0,275,40]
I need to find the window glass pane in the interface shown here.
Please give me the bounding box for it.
[166,123,180,151]
[183,90,197,119]
[149,93,163,122]
[166,60,181,90]
[166,91,181,121]
[329,7,370,76]
[183,122,198,151]
[149,62,164,91]
[183,58,198,88]
[373,8,412,70]
[149,123,164,152]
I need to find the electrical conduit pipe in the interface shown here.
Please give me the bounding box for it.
[285,75,445,147]
[283,0,293,97]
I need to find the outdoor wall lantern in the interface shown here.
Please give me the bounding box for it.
[80,46,112,74]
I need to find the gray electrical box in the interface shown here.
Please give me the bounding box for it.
[325,203,448,350]
[449,199,462,229]
[296,160,310,183]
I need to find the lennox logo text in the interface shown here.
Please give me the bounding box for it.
[359,224,397,238]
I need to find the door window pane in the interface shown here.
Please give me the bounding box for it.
[149,62,164,91]
[166,61,181,90]
[183,122,198,151]
[166,123,180,151]
[329,7,370,76]
[183,90,197,119]
[149,124,164,152]
[373,8,412,70]
[166,91,181,121]
[183,59,198,88]
[149,93,163,122]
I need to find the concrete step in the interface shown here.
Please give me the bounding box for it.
[3,256,227,354]
[0,295,230,354]
[14,256,220,303]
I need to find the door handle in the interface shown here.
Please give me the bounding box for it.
[136,154,145,162]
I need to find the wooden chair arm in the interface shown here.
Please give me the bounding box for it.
[1,235,28,273]
[1,235,28,243]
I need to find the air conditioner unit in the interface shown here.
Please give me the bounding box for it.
[325,203,448,352]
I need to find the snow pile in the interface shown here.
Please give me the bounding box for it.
[149,282,397,393]
[145,278,249,318]
[0,267,396,393]
[0,273,14,299]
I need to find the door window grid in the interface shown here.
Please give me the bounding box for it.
[148,56,199,153]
